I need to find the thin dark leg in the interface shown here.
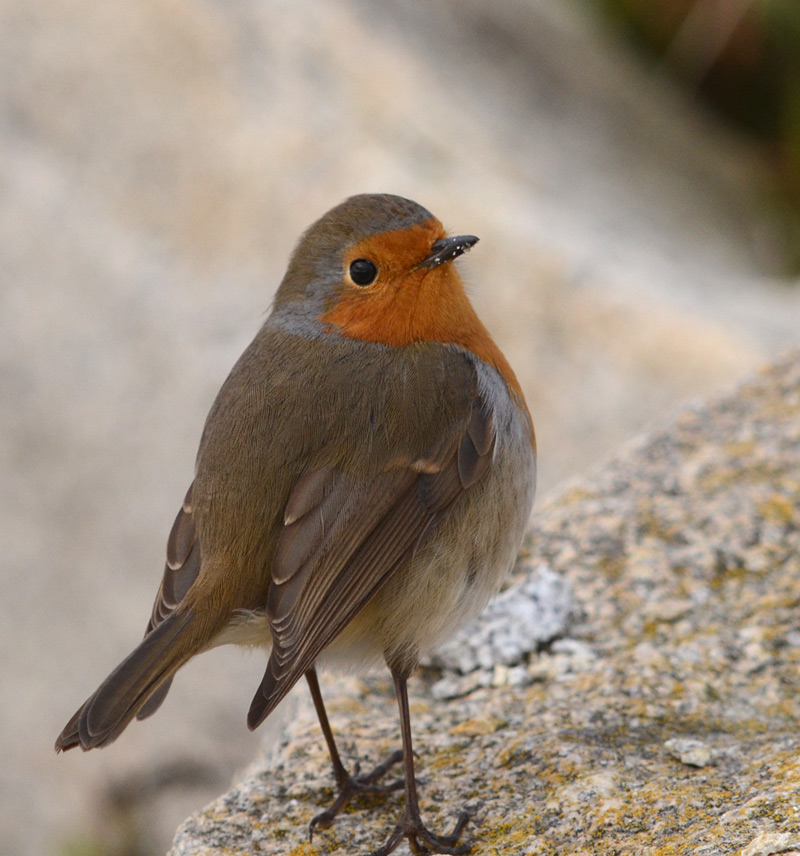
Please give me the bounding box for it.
[304,668,404,838]
[368,671,470,856]
[306,667,350,787]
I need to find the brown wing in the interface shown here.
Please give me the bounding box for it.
[135,482,200,720]
[247,393,496,729]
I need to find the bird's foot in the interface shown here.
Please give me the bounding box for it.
[368,807,470,856]
[309,749,405,838]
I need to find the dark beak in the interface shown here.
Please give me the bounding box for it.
[417,234,479,270]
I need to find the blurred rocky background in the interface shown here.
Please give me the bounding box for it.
[595,0,800,262]
[2,1,799,855]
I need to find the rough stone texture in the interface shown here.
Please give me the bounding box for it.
[169,354,800,855]
[425,563,572,677]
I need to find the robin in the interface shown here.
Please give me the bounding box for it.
[55,193,536,855]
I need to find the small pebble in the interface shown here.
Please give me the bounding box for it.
[664,737,711,768]
[741,831,800,856]
[450,715,505,737]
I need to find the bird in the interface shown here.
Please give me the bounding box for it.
[55,193,536,856]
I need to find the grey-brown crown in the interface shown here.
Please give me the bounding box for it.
[272,194,435,314]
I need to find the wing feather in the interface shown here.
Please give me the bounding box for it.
[136,482,200,721]
[247,391,496,729]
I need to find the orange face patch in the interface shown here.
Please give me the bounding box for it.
[319,219,529,418]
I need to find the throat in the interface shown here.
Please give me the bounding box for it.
[323,265,467,346]
[320,275,526,405]
[319,264,527,411]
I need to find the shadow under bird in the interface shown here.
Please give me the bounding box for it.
[55,193,536,855]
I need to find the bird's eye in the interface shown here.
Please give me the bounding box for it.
[349,258,378,286]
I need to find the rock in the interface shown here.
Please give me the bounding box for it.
[449,715,506,737]
[664,737,712,768]
[425,562,573,700]
[169,355,800,854]
[741,832,800,856]
[424,562,573,675]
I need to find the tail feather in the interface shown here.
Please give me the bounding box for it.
[135,676,174,721]
[55,611,196,752]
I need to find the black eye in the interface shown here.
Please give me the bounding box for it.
[349,258,378,286]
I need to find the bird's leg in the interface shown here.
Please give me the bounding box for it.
[305,668,404,838]
[368,670,470,856]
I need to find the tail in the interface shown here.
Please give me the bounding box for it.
[55,611,197,752]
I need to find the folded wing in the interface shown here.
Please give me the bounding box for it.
[247,391,496,729]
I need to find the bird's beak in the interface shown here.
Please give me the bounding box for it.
[416,235,479,270]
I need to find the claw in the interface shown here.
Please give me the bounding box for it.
[367,808,471,856]
[308,750,405,841]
